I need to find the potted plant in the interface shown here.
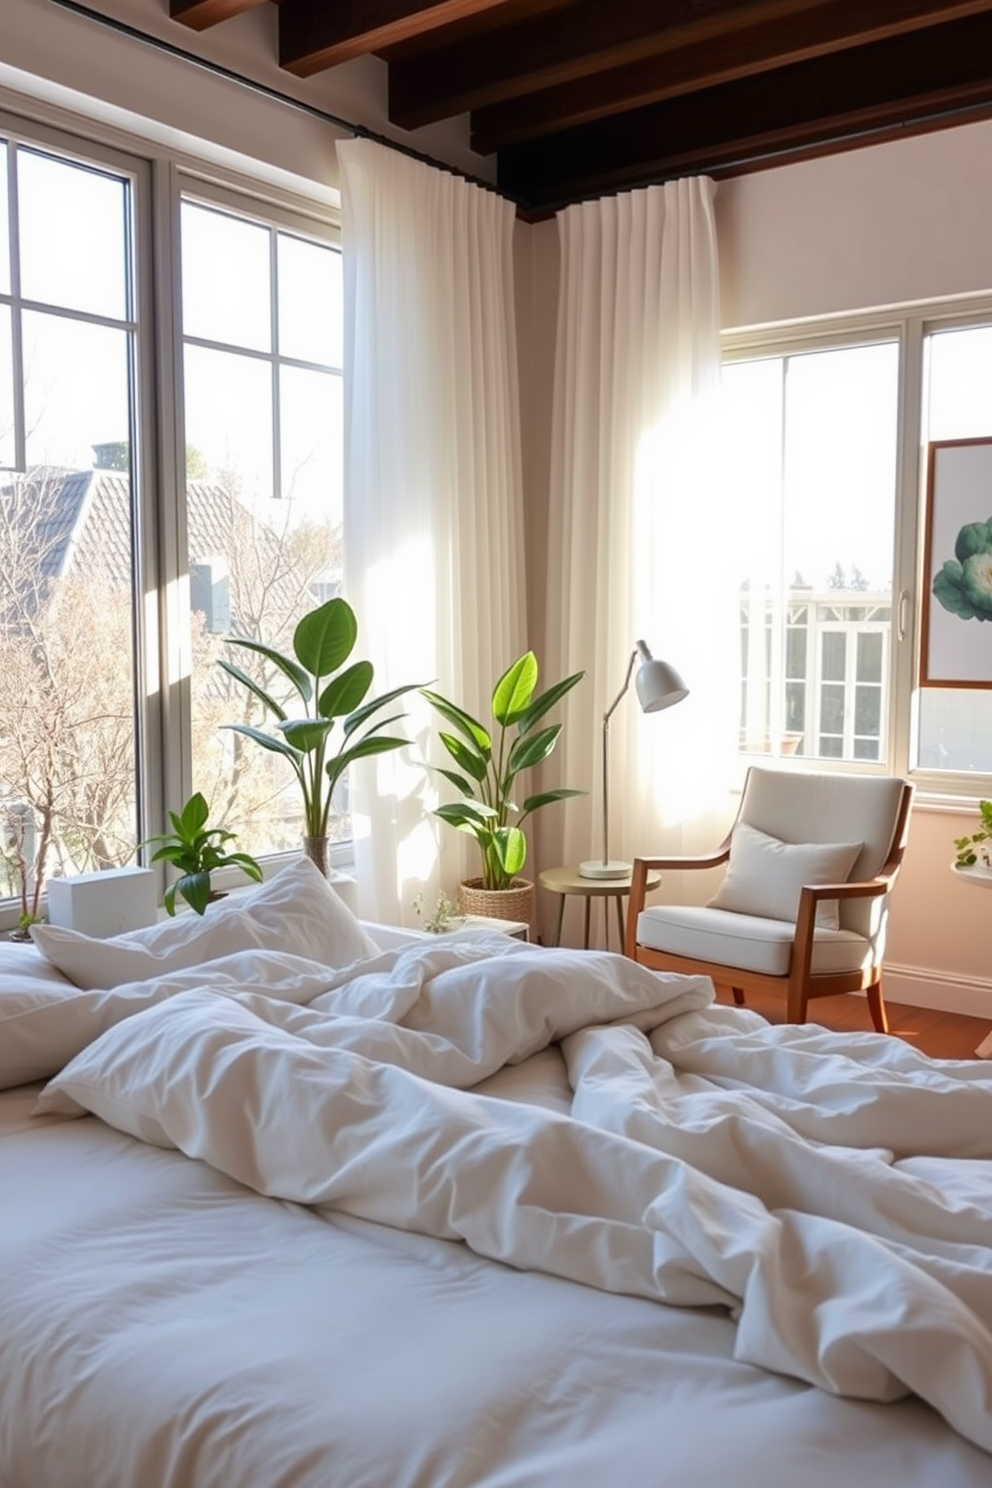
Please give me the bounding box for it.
[219,597,420,878]
[422,651,585,921]
[140,791,263,915]
[953,799,992,873]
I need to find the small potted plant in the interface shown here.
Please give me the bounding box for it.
[953,799,992,873]
[140,791,263,915]
[422,651,585,922]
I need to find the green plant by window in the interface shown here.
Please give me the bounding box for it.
[141,791,262,915]
[953,799,992,868]
[219,597,420,876]
[422,652,585,892]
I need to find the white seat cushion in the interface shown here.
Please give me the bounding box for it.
[636,905,872,978]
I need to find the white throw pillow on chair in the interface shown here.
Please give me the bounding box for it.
[707,822,862,931]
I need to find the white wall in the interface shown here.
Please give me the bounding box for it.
[717,120,992,329]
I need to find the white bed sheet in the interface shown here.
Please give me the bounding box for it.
[1,1081,989,1488]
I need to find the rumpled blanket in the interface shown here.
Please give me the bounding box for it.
[35,934,992,1454]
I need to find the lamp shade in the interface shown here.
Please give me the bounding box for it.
[633,642,688,713]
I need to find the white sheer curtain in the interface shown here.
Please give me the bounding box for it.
[336,139,526,924]
[540,178,739,907]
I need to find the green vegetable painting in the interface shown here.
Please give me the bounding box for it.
[932,516,992,621]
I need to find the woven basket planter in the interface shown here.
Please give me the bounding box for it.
[458,877,534,928]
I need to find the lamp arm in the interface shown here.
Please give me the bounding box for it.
[603,648,639,727]
[599,648,638,869]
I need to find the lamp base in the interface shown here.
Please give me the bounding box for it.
[578,859,632,880]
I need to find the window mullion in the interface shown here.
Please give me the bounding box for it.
[890,318,924,781]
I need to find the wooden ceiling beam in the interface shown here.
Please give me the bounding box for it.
[391,0,992,131]
[497,10,992,210]
[169,0,269,28]
[470,0,992,150]
[278,0,518,75]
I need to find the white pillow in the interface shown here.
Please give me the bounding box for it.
[707,822,862,930]
[0,947,358,1092]
[30,857,379,989]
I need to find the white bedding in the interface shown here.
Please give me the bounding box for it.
[4,929,992,1485]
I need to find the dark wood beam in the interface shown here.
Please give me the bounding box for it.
[391,0,992,132]
[169,0,269,30]
[471,0,992,150]
[279,0,518,75]
[497,10,992,210]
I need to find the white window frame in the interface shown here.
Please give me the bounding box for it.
[0,97,345,929]
[723,298,992,805]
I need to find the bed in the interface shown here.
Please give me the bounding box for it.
[2,858,991,1487]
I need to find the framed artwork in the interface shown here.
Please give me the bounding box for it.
[920,437,992,688]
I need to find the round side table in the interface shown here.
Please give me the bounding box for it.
[538,865,663,952]
[950,863,992,1057]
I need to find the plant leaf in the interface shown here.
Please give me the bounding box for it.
[176,871,211,915]
[278,717,336,753]
[179,792,210,837]
[435,801,498,832]
[436,766,477,797]
[519,787,586,819]
[492,653,538,726]
[507,723,560,776]
[293,598,357,679]
[439,731,489,782]
[493,826,526,877]
[222,641,310,707]
[224,724,302,763]
[344,681,423,736]
[324,735,408,793]
[421,690,491,752]
[516,670,585,734]
[318,660,373,719]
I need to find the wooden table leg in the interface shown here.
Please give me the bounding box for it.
[553,895,565,949]
[614,894,625,950]
[583,896,591,949]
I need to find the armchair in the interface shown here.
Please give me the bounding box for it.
[624,767,914,1031]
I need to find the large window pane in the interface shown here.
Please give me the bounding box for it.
[22,311,130,467]
[725,341,898,764]
[182,198,343,859]
[277,234,342,366]
[183,344,273,502]
[0,142,138,914]
[18,149,128,320]
[181,201,271,352]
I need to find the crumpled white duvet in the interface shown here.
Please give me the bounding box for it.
[35,934,992,1455]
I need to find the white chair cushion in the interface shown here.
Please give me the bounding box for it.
[636,905,872,978]
[707,822,862,930]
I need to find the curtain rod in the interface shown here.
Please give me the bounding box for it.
[43,0,511,201]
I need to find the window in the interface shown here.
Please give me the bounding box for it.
[723,316,992,794]
[0,109,342,925]
[0,130,142,910]
[180,195,344,857]
[724,340,899,767]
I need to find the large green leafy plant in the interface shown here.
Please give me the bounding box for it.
[141,791,262,915]
[422,652,585,892]
[220,598,418,873]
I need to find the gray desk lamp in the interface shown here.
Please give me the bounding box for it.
[578,640,688,880]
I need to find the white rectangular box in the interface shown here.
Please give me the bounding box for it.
[47,867,158,939]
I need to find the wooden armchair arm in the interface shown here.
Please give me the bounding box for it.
[789,871,899,995]
[626,841,732,957]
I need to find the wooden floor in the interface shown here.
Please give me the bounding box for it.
[713,986,991,1061]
